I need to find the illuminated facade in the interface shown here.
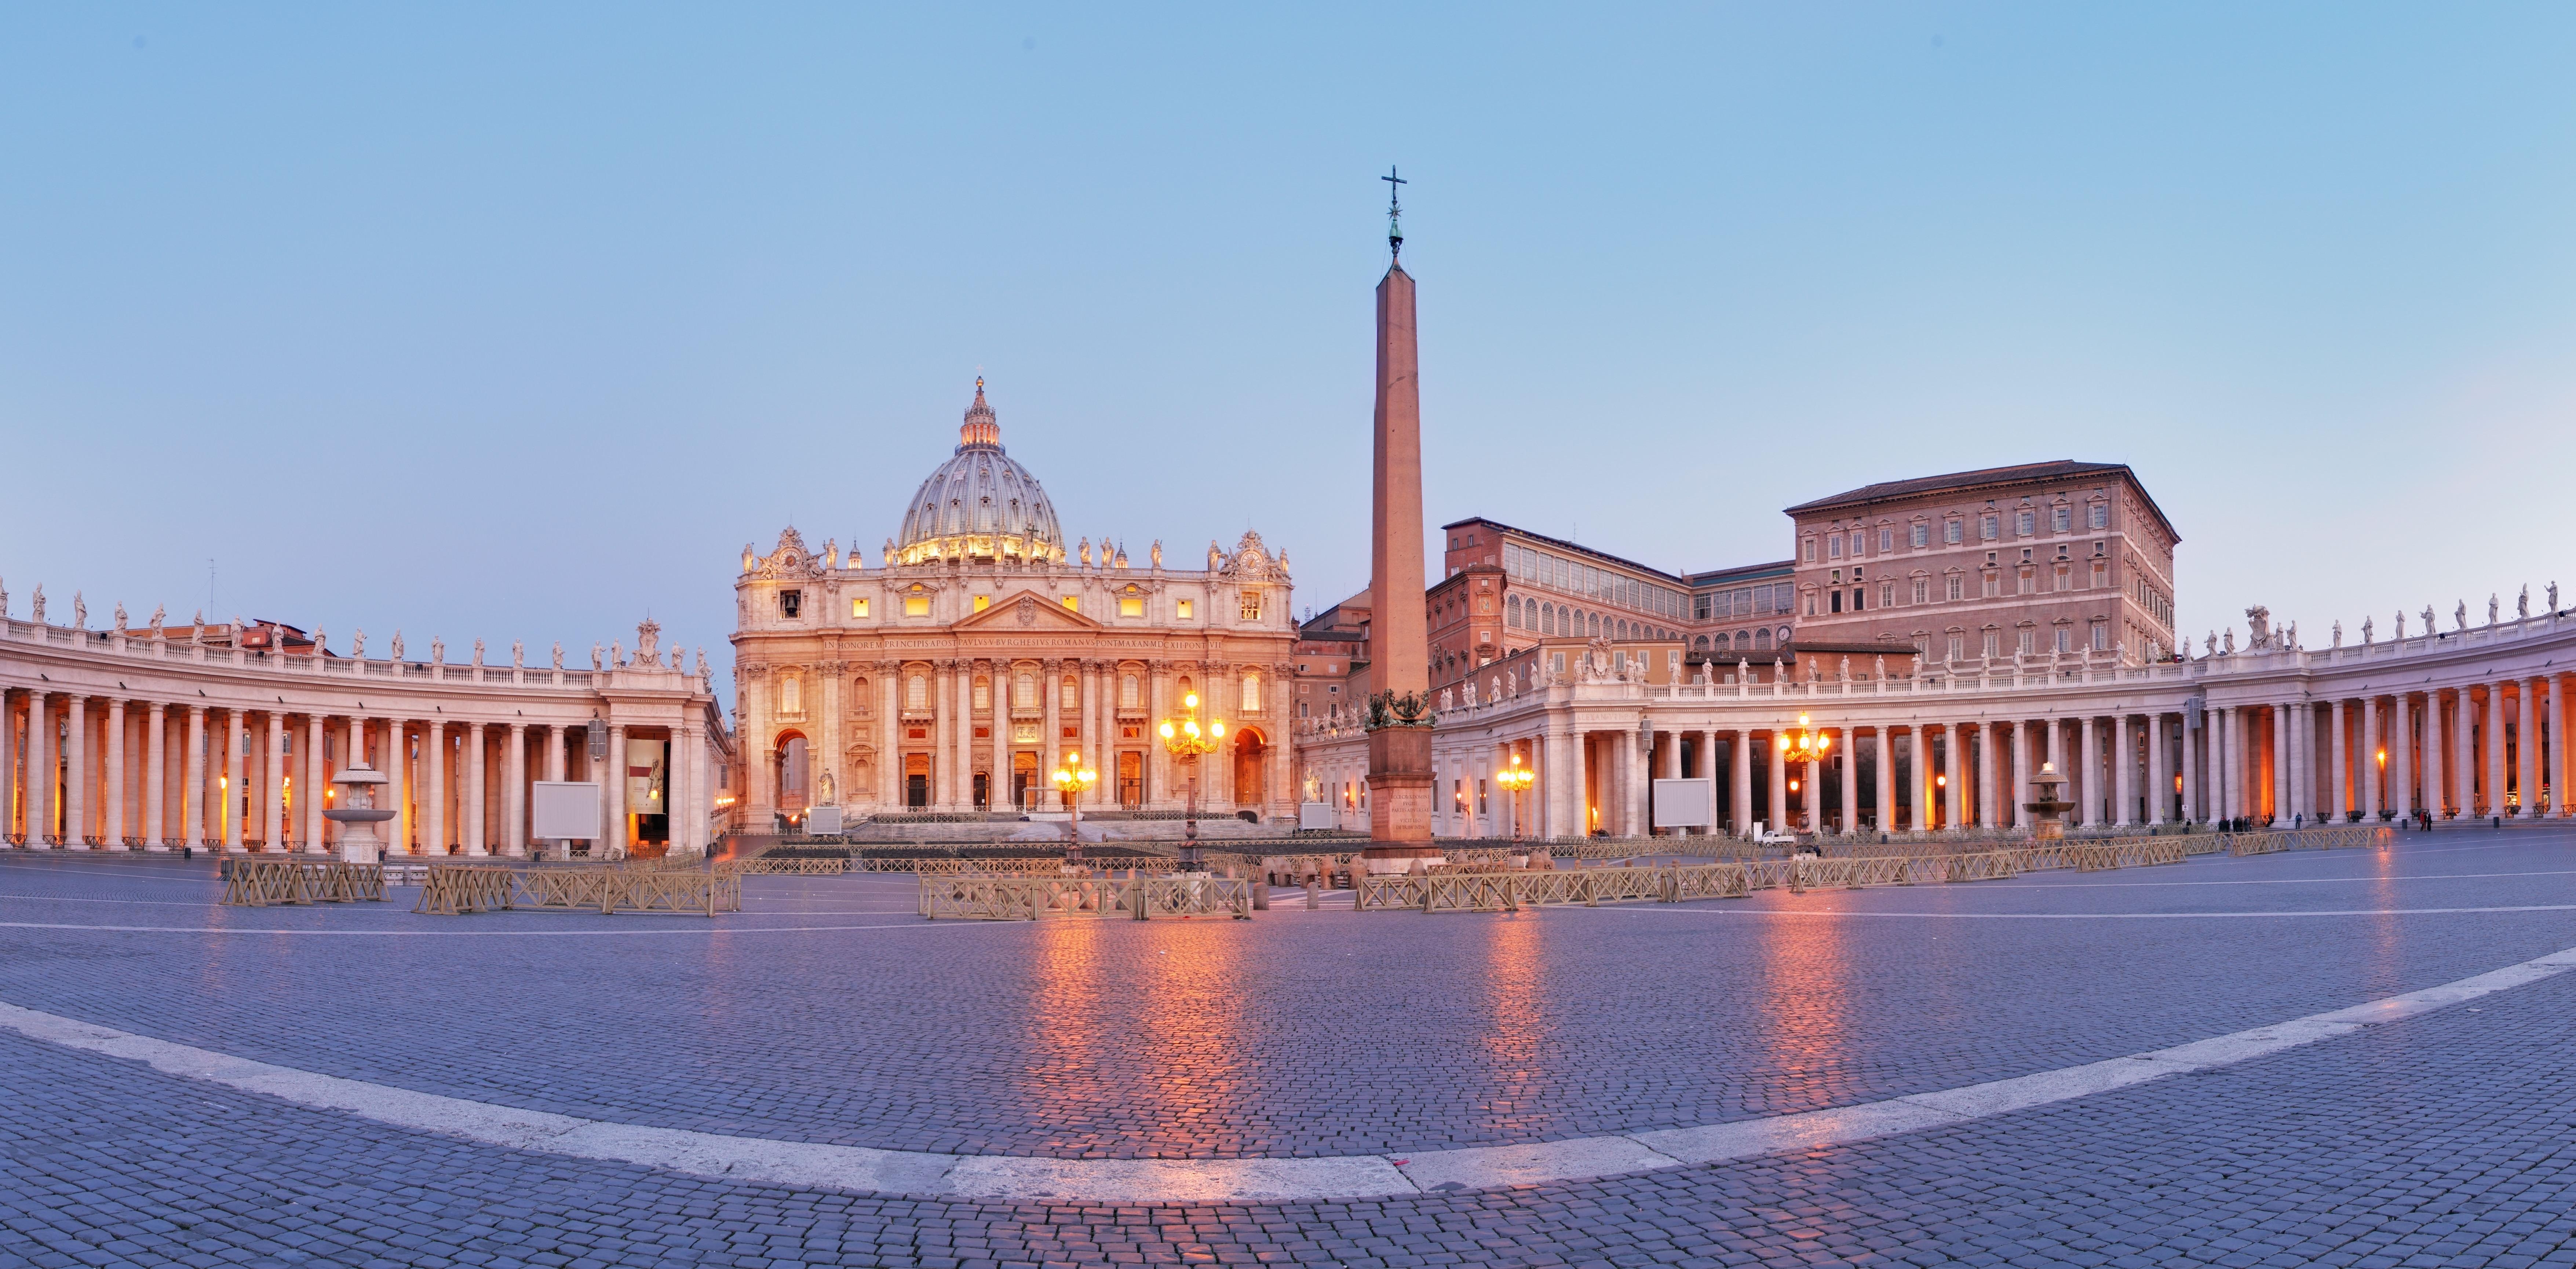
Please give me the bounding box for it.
[728,384,1300,829]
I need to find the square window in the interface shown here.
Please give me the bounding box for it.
[1241,590,1263,621]
[1118,597,1145,618]
[1946,520,1964,545]
[1060,595,1079,610]
[1980,515,1999,540]
[2016,511,2035,536]
[2052,506,2071,533]
[2089,504,2109,530]
[972,595,990,612]
[1176,599,1193,619]
[903,595,930,617]
[1829,536,1843,559]
[851,597,870,618]
[1911,524,1930,548]
[1879,529,1893,554]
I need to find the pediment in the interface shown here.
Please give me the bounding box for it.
[951,590,1105,632]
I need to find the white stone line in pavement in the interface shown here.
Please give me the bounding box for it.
[4,945,2575,1204]
[0,920,1010,937]
[1588,904,2576,920]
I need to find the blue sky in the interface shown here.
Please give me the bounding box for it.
[6,5,2573,681]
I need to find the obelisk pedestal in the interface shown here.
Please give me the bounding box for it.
[1360,241,1441,872]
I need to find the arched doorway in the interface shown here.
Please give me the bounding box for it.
[1232,728,1268,809]
[773,732,809,831]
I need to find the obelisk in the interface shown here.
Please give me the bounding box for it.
[1363,169,1439,868]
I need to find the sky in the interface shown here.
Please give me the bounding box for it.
[6,5,2574,687]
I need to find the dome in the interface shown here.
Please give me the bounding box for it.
[892,380,1066,566]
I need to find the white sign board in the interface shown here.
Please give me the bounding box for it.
[531,781,602,840]
[1299,801,1339,831]
[1652,778,1714,828]
[805,806,842,835]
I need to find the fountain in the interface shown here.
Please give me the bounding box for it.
[2023,761,2075,841]
[322,762,396,864]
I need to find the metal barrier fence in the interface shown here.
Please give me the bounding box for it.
[917,873,1256,920]
[726,856,849,875]
[2229,826,2394,856]
[413,865,741,916]
[218,859,386,906]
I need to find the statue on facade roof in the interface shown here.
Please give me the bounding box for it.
[2285,621,2297,650]
[30,586,44,625]
[2518,585,2530,619]
[1209,540,1225,570]
[552,641,563,670]
[431,636,445,664]
[591,642,603,670]
[742,544,756,574]
[2489,594,2501,626]
[823,539,838,569]
[2333,619,2344,647]
[511,639,524,669]
[149,605,164,635]
[1078,537,1091,567]
[1151,540,1163,569]
[1838,655,1851,681]
[882,538,895,567]
[2456,600,2469,631]
[2244,605,2273,649]
[2223,628,2236,654]
[72,592,84,629]
[472,638,485,667]
[390,630,404,659]
[610,639,623,668]
[353,629,366,657]
[113,602,127,633]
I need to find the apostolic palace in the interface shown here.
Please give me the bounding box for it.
[6,262,2576,856]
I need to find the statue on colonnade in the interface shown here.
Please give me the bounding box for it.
[2243,605,2272,649]
[472,638,485,667]
[72,592,85,629]
[113,602,127,633]
[431,637,445,664]
[512,639,524,669]
[2518,585,2530,619]
[2456,601,2468,631]
[592,643,603,670]
[2333,619,2344,647]
[149,605,164,636]
[2489,594,2500,626]
[30,586,44,625]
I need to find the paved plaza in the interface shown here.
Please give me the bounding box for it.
[1,832,2575,1266]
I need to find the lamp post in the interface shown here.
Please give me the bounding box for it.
[1495,751,1536,839]
[1157,690,1224,872]
[1776,713,1829,832]
[1050,748,1098,868]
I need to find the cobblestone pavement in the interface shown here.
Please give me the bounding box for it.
[0,827,2573,1265]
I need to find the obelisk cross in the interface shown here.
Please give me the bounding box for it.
[1382,165,1406,258]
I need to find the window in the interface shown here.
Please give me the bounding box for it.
[907,674,928,712]
[1984,573,2000,598]
[851,597,870,618]
[2091,561,2107,588]
[780,677,802,715]
[1176,599,1194,619]
[1912,524,1930,548]
[1241,590,1263,621]
[1828,535,1843,559]
[1118,597,1145,618]
[1881,583,1895,609]
[1851,588,1865,612]
[1946,519,1964,545]
[1912,579,1929,605]
[779,590,802,618]
[1980,515,1999,541]
[2091,623,2109,652]
[2052,506,2071,533]
[1061,676,1079,709]
[1061,594,1079,610]
[1982,631,1999,658]
[2015,511,2035,536]
[1879,529,1893,554]
[1012,672,1036,709]
[1830,590,1843,614]
[903,595,931,617]
[2088,503,2109,530]
[1946,575,1963,601]
[1948,634,1964,661]
[1120,673,1140,708]
[2054,627,2072,654]
[1830,569,1843,585]
[972,594,990,612]
[973,677,990,710]
[1241,671,1262,712]
[1755,628,1773,651]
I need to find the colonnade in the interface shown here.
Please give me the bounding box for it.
[2218,674,2576,824]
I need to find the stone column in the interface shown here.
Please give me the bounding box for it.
[504,722,527,856]
[2212,706,2234,822]
[2352,697,2376,821]
[1948,722,1970,831]
[2268,703,2289,824]
[222,709,245,851]
[1873,728,1895,833]
[2485,685,2508,817]
[261,712,284,849]
[0,692,13,843]
[953,661,974,811]
[1730,729,1754,836]
[1836,730,1858,834]
[2148,713,2170,825]
[143,703,166,849]
[384,719,408,854]
[463,723,487,855]
[2559,675,2575,817]
[1977,722,2000,831]
[61,695,87,847]
[102,699,125,849]
[1767,729,1788,834]
[424,721,446,853]
[2111,715,2135,827]
[927,661,950,811]
[2520,677,2542,817]
[1544,721,1572,839]
[2331,699,2351,823]
[1041,659,1062,809]
[1915,726,1938,831]
[2456,690,2477,818]
[2079,715,2100,827]
[2424,692,2447,818]
[2392,695,2415,820]
[606,724,627,856]
[180,704,204,847]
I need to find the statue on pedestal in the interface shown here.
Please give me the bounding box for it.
[353,629,366,657]
[512,639,524,668]
[592,643,604,670]
[472,638,485,667]
[30,586,45,625]
[72,592,84,629]
[2519,585,2530,619]
[1151,540,1164,569]
[551,641,563,669]
[113,602,127,632]
[391,630,405,659]
[149,605,164,636]
[431,637,445,664]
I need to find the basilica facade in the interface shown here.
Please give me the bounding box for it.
[728,384,1300,828]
